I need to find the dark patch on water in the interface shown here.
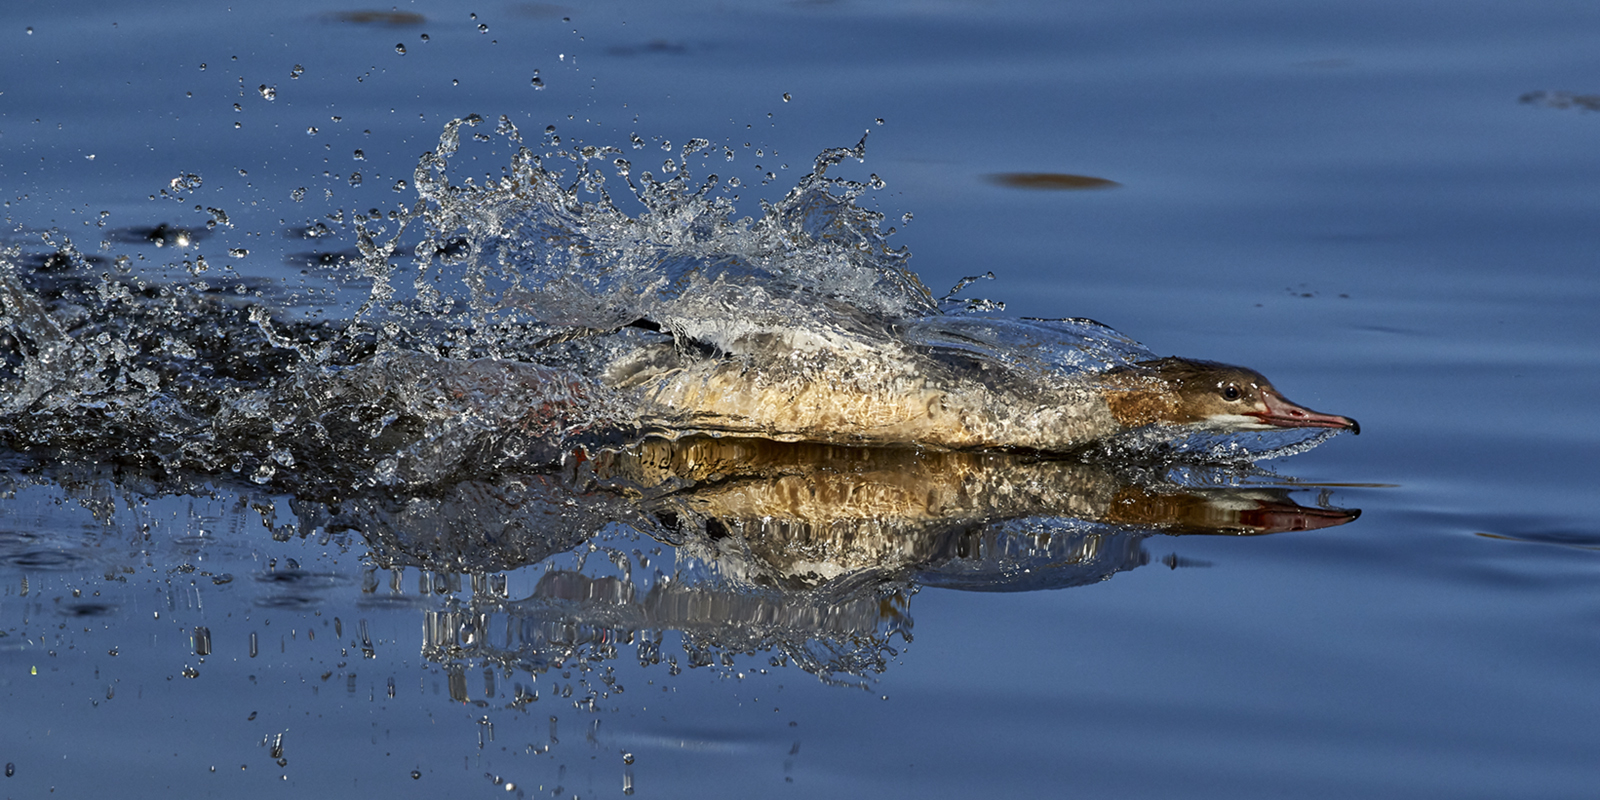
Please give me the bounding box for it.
[1520,90,1600,113]
[253,594,325,610]
[607,40,693,57]
[323,10,426,26]
[59,602,116,617]
[17,249,110,273]
[987,172,1121,190]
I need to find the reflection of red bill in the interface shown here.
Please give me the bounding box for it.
[1236,501,1361,534]
[1109,484,1361,536]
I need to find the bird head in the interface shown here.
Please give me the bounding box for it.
[1100,357,1359,435]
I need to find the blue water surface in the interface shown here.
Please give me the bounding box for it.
[3,1,1599,798]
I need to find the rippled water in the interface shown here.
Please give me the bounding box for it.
[4,1,1600,798]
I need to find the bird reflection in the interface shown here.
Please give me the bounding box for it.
[2,435,1356,686]
[309,437,1358,683]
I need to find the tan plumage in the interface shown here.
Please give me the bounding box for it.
[603,342,1356,453]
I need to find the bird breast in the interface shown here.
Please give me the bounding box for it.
[603,343,1121,451]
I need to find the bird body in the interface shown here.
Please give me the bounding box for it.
[599,327,1356,453]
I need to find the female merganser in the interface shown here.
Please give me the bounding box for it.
[602,337,1358,454]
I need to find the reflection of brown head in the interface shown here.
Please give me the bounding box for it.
[1099,357,1359,434]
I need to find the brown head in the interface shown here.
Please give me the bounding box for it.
[1098,357,1359,435]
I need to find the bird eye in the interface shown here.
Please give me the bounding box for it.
[1221,383,1241,401]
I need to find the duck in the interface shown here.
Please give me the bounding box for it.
[600,327,1358,454]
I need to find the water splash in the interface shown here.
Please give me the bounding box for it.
[380,119,931,351]
[0,118,1348,493]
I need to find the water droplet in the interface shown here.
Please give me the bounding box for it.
[395,43,406,55]
[901,212,913,224]
[291,64,304,78]
[5,763,13,777]
[168,172,203,194]
[411,770,422,780]
[392,179,408,193]
[530,72,544,89]
[622,752,634,765]
[258,84,276,100]
[306,126,318,136]
[24,27,32,34]
[875,118,885,125]
[478,23,489,33]
[782,92,791,102]
[349,172,363,187]
[420,33,430,42]
[204,206,231,229]
[291,187,305,202]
